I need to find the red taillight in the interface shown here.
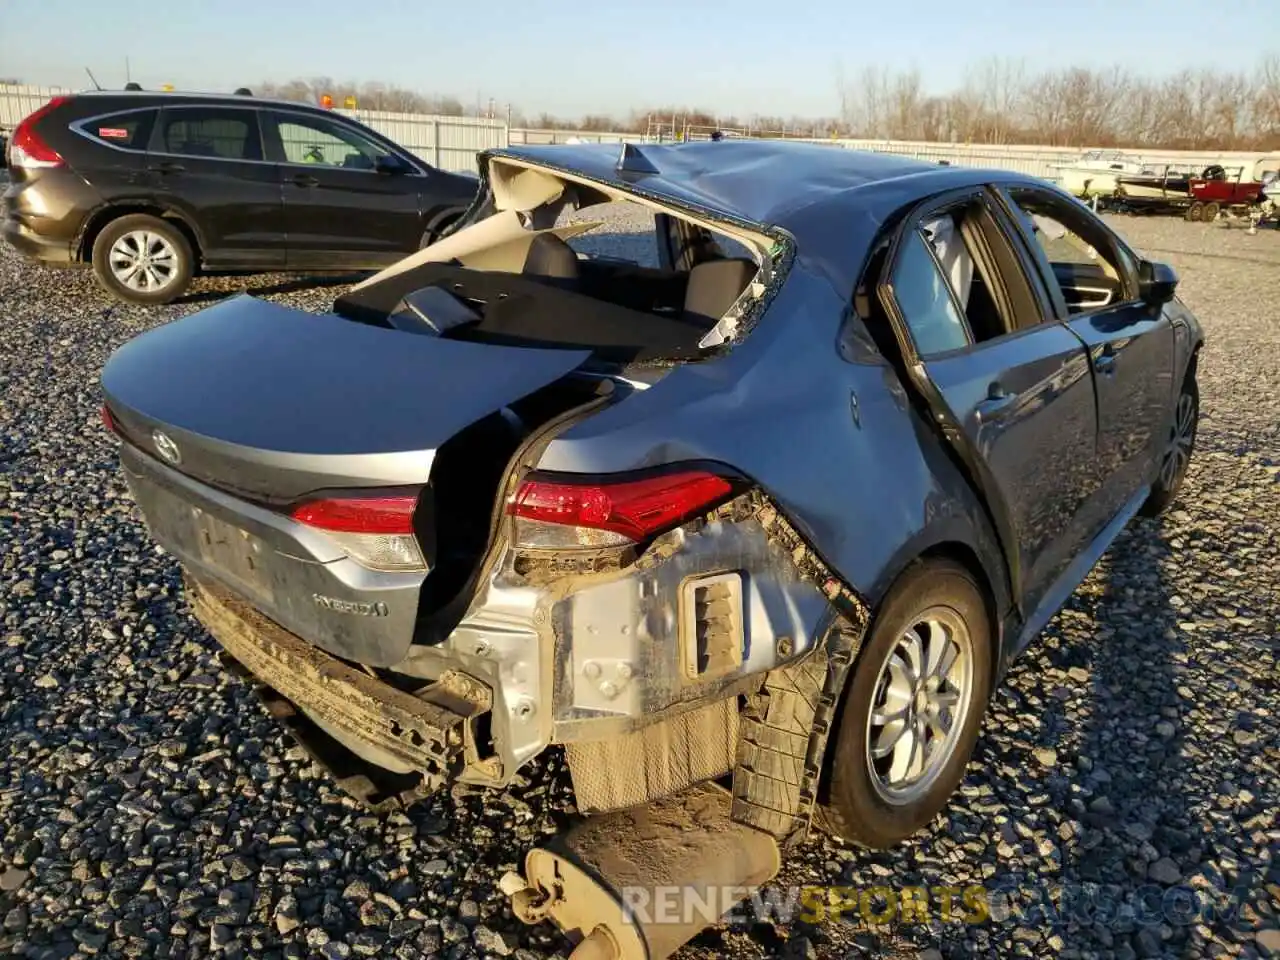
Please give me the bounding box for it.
[508,469,737,549]
[291,495,417,534]
[8,97,69,169]
[100,404,119,434]
[290,493,425,572]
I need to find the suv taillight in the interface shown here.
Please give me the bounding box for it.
[8,96,69,170]
[507,469,740,550]
[290,492,426,572]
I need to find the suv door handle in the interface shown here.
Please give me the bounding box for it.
[291,173,320,187]
[148,161,184,174]
[975,382,1016,422]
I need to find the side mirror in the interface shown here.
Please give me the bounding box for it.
[1138,259,1178,306]
[374,154,408,175]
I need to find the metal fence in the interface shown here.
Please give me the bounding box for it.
[4,83,1276,181]
[508,128,631,146]
[338,109,505,171]
[817,139,1280,183]
[0,83,75,128]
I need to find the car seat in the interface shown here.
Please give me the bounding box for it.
[521,234,581,288]
[682,257,756,327]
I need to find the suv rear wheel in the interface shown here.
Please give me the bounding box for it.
[822,559,993,848]
[92,214,193,306]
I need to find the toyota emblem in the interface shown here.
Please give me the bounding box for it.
[152,430,181,465]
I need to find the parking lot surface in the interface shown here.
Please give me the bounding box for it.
[0,212,1277,959]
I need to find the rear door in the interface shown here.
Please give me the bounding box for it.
[148,105,285,269]
[994,185,1176,523]
[68,107,158,195]
[876,188,1099,620]
[261,109,425,268]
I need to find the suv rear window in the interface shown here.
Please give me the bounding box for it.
[83,110,156,150]
[156,108,263,161]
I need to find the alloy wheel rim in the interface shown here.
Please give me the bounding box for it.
[1159,391,1196,490]
[109,230,178,293]
[865,607,974,805]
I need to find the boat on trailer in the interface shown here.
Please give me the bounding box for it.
[1052,150,1145,199]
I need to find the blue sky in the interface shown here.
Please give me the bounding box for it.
[1,0,1276,118]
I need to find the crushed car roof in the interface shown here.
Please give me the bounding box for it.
[485,140,1043,290]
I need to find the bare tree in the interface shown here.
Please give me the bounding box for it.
[963,57,1026,144]
[257,53,1280,149]
[1255,54,1280,145]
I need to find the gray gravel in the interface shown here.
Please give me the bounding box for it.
[1,208,1277,960]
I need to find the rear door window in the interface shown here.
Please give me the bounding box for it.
[889,229,972,356]
[83,110,157,151]
[155,107,263,161]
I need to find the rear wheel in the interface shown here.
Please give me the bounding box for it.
[92,214,193,305]
[822,559,993,848]
[1202,202,1220,222]
[1140,374,1198,517]
[420,210,464,248]
[1185,202,1203,221]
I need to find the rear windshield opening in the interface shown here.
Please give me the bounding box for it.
[334,171,777,364]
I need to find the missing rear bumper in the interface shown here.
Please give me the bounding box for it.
[188,576,489,800]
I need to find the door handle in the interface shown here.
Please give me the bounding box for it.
[1094,344,1118,375]
[148,161,184,174]
[975,382,1016,422]
[291,173,320,187]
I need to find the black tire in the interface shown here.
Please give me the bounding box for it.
[1140,374,1198,518]
[91,213,193,305]
[822,559,993,848]
[419,210,464,248]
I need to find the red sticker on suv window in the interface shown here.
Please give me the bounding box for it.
[98,127,129,140]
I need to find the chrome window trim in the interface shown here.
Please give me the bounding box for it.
[69,107,160,155]
[68,103,429,176]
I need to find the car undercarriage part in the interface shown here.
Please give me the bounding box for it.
[565,697,739,814]
[188,577,491,804]
[501,782,781,960]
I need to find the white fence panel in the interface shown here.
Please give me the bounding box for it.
[0,84,75,128]
[509,128,631,146]
[818,139,1280,183]
[341,110,506,173]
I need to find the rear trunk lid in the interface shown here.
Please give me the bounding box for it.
[101,295,592,502]
[101,295,595,667]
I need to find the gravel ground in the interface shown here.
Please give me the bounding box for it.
[0,208,1277,960]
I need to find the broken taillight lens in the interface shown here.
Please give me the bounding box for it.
[507,469,738,550]
[290,493,426,572]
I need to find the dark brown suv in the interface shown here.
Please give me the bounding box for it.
[2,90,479,304]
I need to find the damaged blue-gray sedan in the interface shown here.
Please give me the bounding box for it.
[100,140,1203,960]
